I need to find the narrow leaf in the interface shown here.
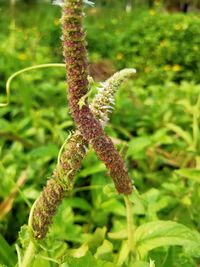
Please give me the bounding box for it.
[175,169,200,183]
[0,234,17,267]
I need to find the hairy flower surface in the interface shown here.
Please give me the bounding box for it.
[53,0,94,7]
[62,0,133,195]
[90,68,136,126]
[32,132,87,239]
[31,0,135,240]
[32,68,136,239]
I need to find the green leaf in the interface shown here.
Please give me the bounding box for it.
[91,174,109,208]
[68,244,89,258]
[29,143,58,159]
[135,220,200,258]
[64,197,92,211]
[166,123,192,145]
[151,128,172,145]
[103,184,116,198]
[0,234,17,267]
[100,199,126,216]
[129,190,146,215]
[18,225,30,249]
[86,227,107,253]
[127,137,152,159]
[51,205,83,242]
[175,169,200,182]
[177,99,192,113]
[94,240,113,262]
[32,256,52,267]
[116,241,129,266]
[0,119,12,132]
[133,261,151,267]
[62,252,115,267]
[108,230,127,240]
[79,163,106,177]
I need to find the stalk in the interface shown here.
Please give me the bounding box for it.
[20,241,35,267]
[124,195,135,256]
[0,64,65,107]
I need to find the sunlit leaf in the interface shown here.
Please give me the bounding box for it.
[135,220,200,258]
[166,123,192,145]
[175,169,200,183]
[94,240,113,262]
[62,251,114,267]
[0,234,17,267]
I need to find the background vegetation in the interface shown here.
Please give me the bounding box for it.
[0,0,200,266]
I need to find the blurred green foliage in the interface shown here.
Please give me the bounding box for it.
[86,9,200,84]
[0,1,200,266]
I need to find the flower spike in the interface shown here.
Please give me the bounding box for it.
[31,68,136,240]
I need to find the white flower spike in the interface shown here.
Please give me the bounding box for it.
[90,68,136,126]
[53,0,94,7]
[83,0,94,6]
[52,0,64,7]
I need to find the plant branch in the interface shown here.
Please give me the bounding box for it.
[31,68,135,240]
[124,195,135,257]
[0,63,65,107]
[20,240,35,267]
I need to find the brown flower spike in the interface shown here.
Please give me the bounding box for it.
[32,132,87,239]
[32,68,136,240]
[31,0,135,240]
[62,0,133,194]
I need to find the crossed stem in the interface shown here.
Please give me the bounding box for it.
[0,61,136,240]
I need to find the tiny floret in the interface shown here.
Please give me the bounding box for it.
[83,0,95,6]
[52,0,64,7]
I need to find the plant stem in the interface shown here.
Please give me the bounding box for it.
[20,200,38,267]
[21,240,35,267]
[124,195,135,257]
[0,63,65,107]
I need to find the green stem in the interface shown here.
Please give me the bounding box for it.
[192,94,200,150]
[124,195,135,257]
[36,254,60,264]
[21,240,35,267]
[15,244,22,267]
[57,131,72,178]
[20,200,38,267]
[0,63,65,107]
